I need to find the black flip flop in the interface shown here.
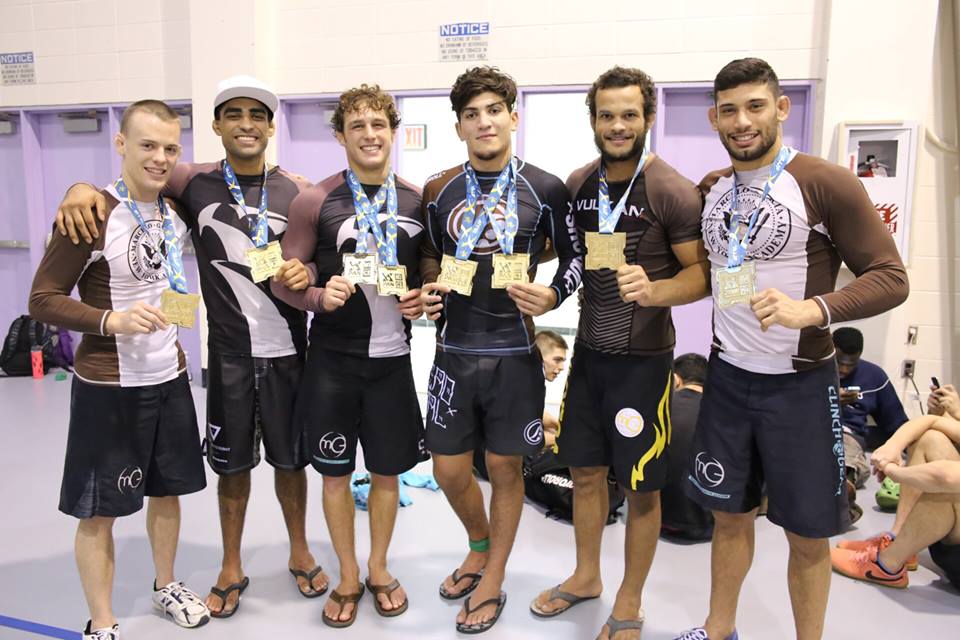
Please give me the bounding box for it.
[365,577,409,617]
[289,566,328,598]
[208,576,250,619]
[529,585,599,618]
[439,568,484,600]
[456,591,507,634]
[603,614,644,639]
[322,585,365,628]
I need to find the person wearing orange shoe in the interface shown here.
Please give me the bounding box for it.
[831,411,960,589]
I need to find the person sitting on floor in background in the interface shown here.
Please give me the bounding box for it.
[474,330,569,478]
[835,327,909,454]
[928,381,960,421]
[834,326,909,523]
[831,402,960,590]
[660,354,714,542]
[536,330,568,448]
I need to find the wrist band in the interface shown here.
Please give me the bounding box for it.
[468,537,490,553]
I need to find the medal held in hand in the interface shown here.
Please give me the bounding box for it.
[587,149,647,271]
[491,253,530,289]
[377,265,408,296]
[161,290,201,328]
[342,253,378,285]
[716,262,757,309]
[245,240,284,283]
[455,159,520,290]
[346,170,403,295]
[439,255,479,296]
[585,231,627,270]
[114,178,197,327]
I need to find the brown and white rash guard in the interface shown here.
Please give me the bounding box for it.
[700,150,908,374]
[29,184,189,386]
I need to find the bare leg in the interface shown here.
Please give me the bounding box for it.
[702,510,756,640]
[76,517,116,630]
[458,451,524,627]
[434,452,490,597]
[893,431,960,534]
[322,474,361,622]
[785,532,831,640]
[275,467,328,593]
[598,490,660,640]
[533,466,606,613]
[146,496,180,587]
[882,493,960,568]
[368,473,406,611]
[205,472,249,615]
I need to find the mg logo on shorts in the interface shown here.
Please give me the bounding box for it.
[117,466,143,494]
[523,420,544,446]
[318,432,347,459]
[614,408,644,438]
[694,452,725,488]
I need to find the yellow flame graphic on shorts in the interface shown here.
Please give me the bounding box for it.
[630,370,673,490]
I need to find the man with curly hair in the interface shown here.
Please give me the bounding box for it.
[271,84,427,628]
[531,66,708,640]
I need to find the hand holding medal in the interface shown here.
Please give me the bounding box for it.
[114,178,199,328]
[345,170,408,296]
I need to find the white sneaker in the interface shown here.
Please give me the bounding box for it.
[152,580,211,628]
[83,620,119,639]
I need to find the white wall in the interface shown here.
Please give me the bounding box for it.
[820,1,957,414]
[0,0,191,107]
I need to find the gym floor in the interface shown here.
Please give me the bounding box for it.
[1,375,956,639]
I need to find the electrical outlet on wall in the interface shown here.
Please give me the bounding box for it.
[907,325,918,344]
[901,359,916,378]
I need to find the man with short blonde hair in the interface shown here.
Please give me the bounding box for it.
[31,100,209,640]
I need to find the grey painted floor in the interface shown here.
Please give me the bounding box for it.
[0,375,957,639]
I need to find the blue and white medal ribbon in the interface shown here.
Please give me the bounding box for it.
[222,160,270,248]
[725,146,794,269]
[345,170,399,267]
[598,147,648,234]
[114,177,188,294]
[454,158,518,260]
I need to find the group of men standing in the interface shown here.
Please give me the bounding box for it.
[33,55,907,640]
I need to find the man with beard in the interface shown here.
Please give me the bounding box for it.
[674,58,908,640]
[270,85,426,628]
[530,66,708,640]
[419,66,583,633]
[54,76,329,617]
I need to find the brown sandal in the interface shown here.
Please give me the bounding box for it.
[322,585,365,628]
[365,577,409,617]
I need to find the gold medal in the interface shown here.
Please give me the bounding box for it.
[377,264,408,296]
[585,231,626,270]
[716,262,757,309]
[245,240,284,283]
[491,253,530,289]
[342,253,378,286]
[438,254,478,296]
[160,290,200,328]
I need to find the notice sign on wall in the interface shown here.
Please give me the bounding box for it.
[439,22,489,62]
[1,51,36,86]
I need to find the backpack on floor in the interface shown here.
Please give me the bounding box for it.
[523,449,625,525]
[0,315,72,376]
